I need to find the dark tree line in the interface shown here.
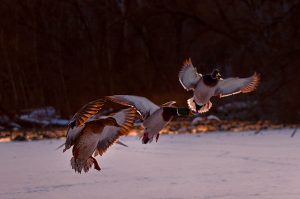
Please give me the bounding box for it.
[0,0,299,122]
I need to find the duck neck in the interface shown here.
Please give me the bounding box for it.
[162,107,177,121]
[162,107,190,121]
[176,107,190,116]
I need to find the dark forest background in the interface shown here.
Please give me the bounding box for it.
[0,0,299,123]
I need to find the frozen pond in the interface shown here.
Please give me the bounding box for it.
[1,129,300,199]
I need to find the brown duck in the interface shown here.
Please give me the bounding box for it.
[62,100,136,173]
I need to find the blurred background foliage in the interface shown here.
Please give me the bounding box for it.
[0,0,299,122]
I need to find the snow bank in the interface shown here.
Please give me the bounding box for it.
[19,107,68,126]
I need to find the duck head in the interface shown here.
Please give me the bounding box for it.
[211,69,222,80]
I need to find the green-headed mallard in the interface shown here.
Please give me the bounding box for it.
[105,95,190,144]
[179,58,260,113]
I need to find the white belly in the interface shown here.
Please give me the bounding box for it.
[194,80,215,104]
[143,108,170,139]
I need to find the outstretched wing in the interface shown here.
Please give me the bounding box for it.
[214,73,260,97]
[106,95,159,120]
[178,58,202,91]
[94,108,137,156]
[69,99,106,128]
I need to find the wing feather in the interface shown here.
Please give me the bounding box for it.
[178,58,202,91]
[94,108,137,156]
[69,99,106,128]
[106,95,159,120]
[215,73,260,97]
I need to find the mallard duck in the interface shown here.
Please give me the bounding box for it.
[63,102,136,173]
[105,95,190,144]
[179,58,260,113]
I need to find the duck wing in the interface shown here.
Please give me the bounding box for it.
[94,108,137,156]
[75,117,119,146]
[214,73,260,97]
[69,99,106,128]
[178,58,202,91]
[106,95,160,120]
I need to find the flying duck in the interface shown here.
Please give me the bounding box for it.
[179,58,260,113]
[62,100,136,173]
[105,95,191,144]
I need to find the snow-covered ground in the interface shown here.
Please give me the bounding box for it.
[1,129,300,199]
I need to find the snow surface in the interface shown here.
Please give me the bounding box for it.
[1,129,300,199]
